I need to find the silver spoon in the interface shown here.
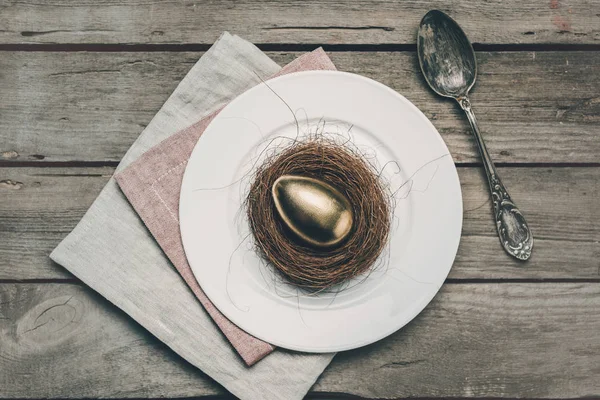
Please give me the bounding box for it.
[417,10,533,260]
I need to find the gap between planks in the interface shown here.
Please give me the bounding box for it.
[1,43,600,52]
[40,395,598,400]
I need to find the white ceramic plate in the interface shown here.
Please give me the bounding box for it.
[180,71,462,352]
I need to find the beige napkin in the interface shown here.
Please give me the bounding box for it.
[116,48,336,366]
[51,33,335,400]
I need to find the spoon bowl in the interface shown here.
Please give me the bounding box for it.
[417,10,476,99]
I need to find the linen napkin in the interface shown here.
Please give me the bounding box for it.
[50,32,334,400]
[115,48,336,366]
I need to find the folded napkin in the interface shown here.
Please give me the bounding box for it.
[115,48,336,366]
[51,32,334,400]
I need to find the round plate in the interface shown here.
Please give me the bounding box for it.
[180,71,462,352]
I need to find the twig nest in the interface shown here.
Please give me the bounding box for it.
[246,138,391,291]
[272,175,354,248]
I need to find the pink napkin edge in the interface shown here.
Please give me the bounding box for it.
[115,111,275,367]
[115,47,336,366]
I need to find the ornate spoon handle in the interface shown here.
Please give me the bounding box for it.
[458,97,533,260]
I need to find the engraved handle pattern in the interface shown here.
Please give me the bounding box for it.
[490,174,533,260]
[459,96,533,260]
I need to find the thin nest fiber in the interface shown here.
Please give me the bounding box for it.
[246,138,392,292]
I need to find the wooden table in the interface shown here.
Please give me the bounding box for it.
[1,1,599,399]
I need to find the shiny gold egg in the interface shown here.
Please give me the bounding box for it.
[272,175,353,248]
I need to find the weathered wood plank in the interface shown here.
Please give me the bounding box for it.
[0,0,599,45]
[0,168,116,280]
[1,167,599,280]
[0,283,223,398]
[1,51,598,164]
[1,282,598,398]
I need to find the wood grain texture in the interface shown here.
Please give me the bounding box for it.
[1,51,599,165]
[0,1,598,398]
[0,283,223,398]
[1,282,598,398]
[0,168,117,280]
[0,0,599,45]
[1,166,599,280]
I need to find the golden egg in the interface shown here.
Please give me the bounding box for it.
[272,175,353,248]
